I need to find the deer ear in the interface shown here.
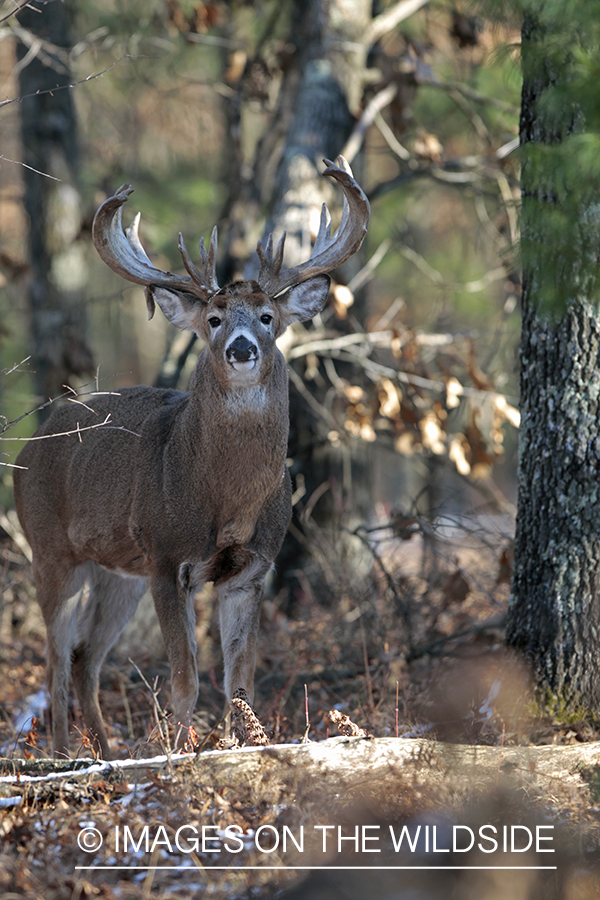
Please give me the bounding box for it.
[279,275,330,325]
[151,287,205,333]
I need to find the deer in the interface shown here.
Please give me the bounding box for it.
[13,156,369,759]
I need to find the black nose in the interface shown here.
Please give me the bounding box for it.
[226,337,257,362]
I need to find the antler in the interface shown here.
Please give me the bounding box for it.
[92,184,220,317]
[93,158,369,312]
[256,156,370,297]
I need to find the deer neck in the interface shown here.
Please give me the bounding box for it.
[174,349,289,546]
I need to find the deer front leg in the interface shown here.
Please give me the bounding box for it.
[150,571,199,747]
[216,556,271,704]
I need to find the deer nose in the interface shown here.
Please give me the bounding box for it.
[226,336,257,363]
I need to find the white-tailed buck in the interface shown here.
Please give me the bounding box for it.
[13,156,369,758]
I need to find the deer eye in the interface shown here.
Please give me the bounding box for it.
[208,316,221,329]
[260,314,273,325]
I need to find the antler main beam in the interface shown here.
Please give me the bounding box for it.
[256,155,371,297]
[92,155,369,309]
[92,184,220,309]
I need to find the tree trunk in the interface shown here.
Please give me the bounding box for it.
[16,1,94,416]
[506,14,600,708]
[240,0,373,601]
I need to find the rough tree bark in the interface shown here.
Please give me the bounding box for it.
[240,0,374,599]
[506,13,600,708]
[16,1,94,416]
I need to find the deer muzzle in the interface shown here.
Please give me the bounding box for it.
[226,336,258,364]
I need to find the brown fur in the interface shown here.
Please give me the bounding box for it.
[13,275,329,758]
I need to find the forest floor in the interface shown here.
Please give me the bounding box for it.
[1,509,600,899]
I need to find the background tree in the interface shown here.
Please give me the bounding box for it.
[15,0,94,413]
[505,0,600,710]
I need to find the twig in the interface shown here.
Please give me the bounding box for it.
[364,0,430,46]
[10,22,70,75]
[398,242,507,294]
[336,347,519,405]
[342,83,398,164]
[286,328,462,362]
[0,55,143,110]
[371,296,405,331]
[302,684,311,743]
[351,525,414,650]
[263,652,306,722]
[0,0,38,27]
[287,365,340,432]
[0,356,31,377]
[374,111,412,161]
[0,381,124,435]
[368,153,514,201]
[192,712,229,757]
[494,169,519,245]
[0,415,140,442]
[449,87,490,143]
[496,721,506,783]
[428,80,520,117]
[347,239,391,293]
[406,614,507,662]
[117,672,135,743]
[359,614,375,710]
[0,154,61,181]
[128,659,172,756]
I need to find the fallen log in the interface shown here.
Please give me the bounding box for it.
[1,736,598,804]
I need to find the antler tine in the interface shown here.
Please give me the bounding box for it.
[93,184,213,302]
[273,232,286,273]
[125,212,153,266]
[256,233,273,273]
[257,232,286,289]
[179,226,220,294]
[311,202,333,257]
[255,155,370,297]
[198,226,220,293]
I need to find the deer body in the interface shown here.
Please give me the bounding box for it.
[13,158,369,757]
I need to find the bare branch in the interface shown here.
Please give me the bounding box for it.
[286,328,464,363]
[287,366,340,433]
[0,154,61,181]
[0,379,122,435]
[448,87,490,143]
[374,112,412,161]
[347,238,391,293]
[0,55,143,110]
[398,242,507,293]
[336,349,518,405]
[427,80,520,117]
[10,22,70,75]
[494,169,519,245]
[0,414,141,443]
[0,0,37,27]
[364,0,430,46]
[0,356,31,377]
[341,83,397,164]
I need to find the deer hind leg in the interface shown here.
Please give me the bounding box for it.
[217,555,271,705]
[36,563,89,759]
[150,569,201,747]
[71,563,147,759]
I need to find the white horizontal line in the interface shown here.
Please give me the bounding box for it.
[75,865,558,871]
